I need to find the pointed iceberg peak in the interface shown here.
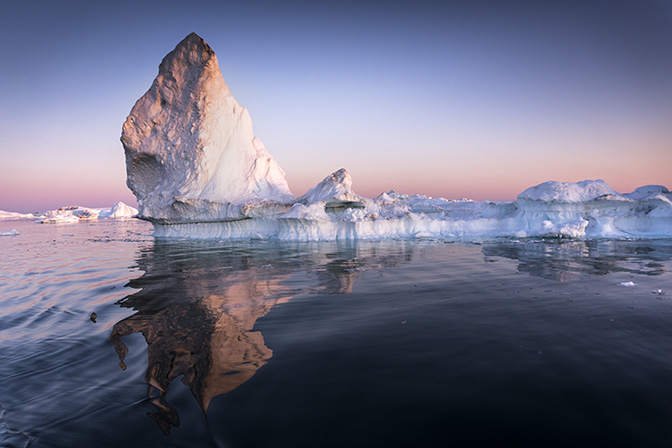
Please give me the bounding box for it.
[174,32,213,56]
[158,32,216,75]
[182,32,210,47]
[121,33,294,224]
[300,169,362,204]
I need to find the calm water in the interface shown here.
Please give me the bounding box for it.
[1,220,672,447]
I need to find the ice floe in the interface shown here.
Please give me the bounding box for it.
[0,203,138,224]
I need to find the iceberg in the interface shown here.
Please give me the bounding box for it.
[123,33,672,241]
[98,201,139,219]
[35,203,138,223]
[0,202,138,223]
[121,32,293,225]
[0,210,36,221]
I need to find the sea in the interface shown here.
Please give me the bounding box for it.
[1,218,672,447]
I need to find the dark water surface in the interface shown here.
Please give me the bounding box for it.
[1,220,672,447]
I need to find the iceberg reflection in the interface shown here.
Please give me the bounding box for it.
[109,237,672,435]
[109,240,415,433]
[482,239,672,281]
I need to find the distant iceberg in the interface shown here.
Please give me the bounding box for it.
[0,202,138,224]
[122,33,672,241]
[0,210,36,221]
[98,201,139,219]
[36,202,138,223]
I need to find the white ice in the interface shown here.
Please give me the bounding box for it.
[121,34,671,242]
[151,174,672,241]
[0,210,35,220]
[0,202,137,224]
[121,33,293,224]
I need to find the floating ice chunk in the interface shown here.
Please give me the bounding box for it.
[619,281,637,287]
[99,202,138,219]
[34,204,131,223]
[0,210,35,220]
[0,229,20,236]
[37,214,81,224]
[2,203,138,223]
[35,206,99,223]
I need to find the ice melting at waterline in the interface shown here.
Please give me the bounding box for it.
[122,33,671,241]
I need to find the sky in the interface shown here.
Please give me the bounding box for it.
[1,0,671,212]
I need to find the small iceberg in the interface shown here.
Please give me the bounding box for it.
[98,202,138,219]
[0,229,20,236]
[1,203,138,224]
[34,202,138,224]
[0,210,35,220]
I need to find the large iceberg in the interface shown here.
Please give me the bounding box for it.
[123,34,672,241]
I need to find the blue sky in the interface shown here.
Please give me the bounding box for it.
[1,0,671,212]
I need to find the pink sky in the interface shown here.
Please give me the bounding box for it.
[1,1,670,213]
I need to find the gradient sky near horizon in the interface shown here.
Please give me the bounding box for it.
[1,0,671,212]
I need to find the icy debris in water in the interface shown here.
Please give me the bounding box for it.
[652,289,665,296]
[0,229,19,236]
[619,281,637,287]
[401,320,407,325]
